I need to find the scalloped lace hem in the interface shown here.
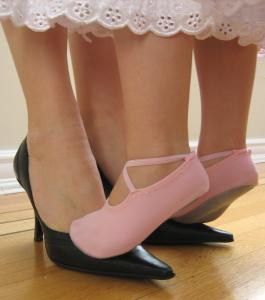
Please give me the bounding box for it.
[1,0,265,55]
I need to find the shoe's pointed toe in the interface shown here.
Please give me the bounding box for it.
[195,224,234,243]
[144,220,234,245]
[116,245,175,280]
[44,222,174,279]
[69,218,175,279]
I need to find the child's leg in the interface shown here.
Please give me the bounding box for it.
[195,38,257,163]
[69,33,125,183]
[110,30,194,205]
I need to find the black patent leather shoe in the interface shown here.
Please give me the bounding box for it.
[13,139,175,280]
[99,167,234,245]
[144,220,233,245]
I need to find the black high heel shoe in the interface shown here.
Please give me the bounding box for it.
[13,139,175,280]
[99,168,234,245]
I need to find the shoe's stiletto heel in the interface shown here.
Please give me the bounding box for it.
[34,215,43,242]
[173,149,258,224]
[98,167,234,245]
[14,138,174,280]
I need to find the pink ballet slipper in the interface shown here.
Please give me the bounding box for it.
[173,149,258,224]
[70,153,209,259]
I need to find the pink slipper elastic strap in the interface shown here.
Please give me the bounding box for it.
[123,153,194,192]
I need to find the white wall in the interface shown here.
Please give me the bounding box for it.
[0,27,27,150]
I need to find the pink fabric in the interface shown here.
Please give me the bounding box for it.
[123,153,193,192]
[70,153,209,259]
[173,149,258,218]
[199,150,234,162]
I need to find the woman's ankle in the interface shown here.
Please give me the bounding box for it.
[197,140,247,157]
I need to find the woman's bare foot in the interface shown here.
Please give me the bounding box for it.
[28,125,105,232]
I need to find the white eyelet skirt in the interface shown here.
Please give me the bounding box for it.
[1,0,265,54]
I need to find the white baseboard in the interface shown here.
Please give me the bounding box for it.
[0,150,23,195]
[0,178,24,195]
[1,138,265,195]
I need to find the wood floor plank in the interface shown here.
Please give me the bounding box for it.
[0,193,31,213]
[0,209,34,223]
[256,163,265,179]
[259,177,265,185]
[0,219,34,236]
[1,224,265,299]
[138,247,265,300]
[209,184,265,227]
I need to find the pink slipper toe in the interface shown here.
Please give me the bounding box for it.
[173,149,258,224]
[70,152,209,259]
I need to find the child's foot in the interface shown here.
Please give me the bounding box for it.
[173,149,258,223]
[70,153,209,258]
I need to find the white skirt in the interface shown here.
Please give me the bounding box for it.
[1,0,265,54]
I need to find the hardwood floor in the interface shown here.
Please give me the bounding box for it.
[0,164,265,300]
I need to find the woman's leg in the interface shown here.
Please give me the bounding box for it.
[69,33,125,183]
[2,22,105,232]
[195,38,257,162]
[110,30,194,204]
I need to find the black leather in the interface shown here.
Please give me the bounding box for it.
[144,220,233,245]
[98,168,234,245]
[13,139,175,280]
